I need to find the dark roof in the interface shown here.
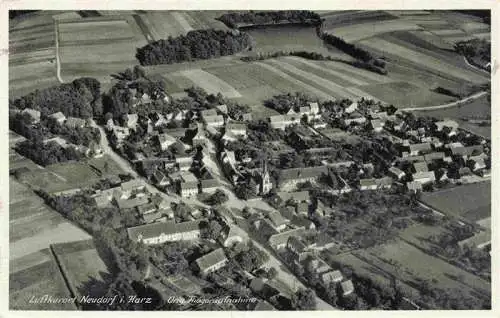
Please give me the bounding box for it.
[127,219,206,241]
[279,166,328,182]
[267,211,290,227]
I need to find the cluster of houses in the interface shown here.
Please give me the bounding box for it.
[269,102,322,130]
[91,179,176,224]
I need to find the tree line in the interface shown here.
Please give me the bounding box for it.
[10,77,103,119]
[136,29,252,66]
[217,10,322,29]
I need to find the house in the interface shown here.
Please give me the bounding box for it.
[413,161,429,173]
[21,108,41,123]
[216,104,228,115]
[127,219,205,244]
[309,102,320,115]
[175,155,193,171]
[370,119,384,132]
[156,133,177,151]
[470,156,487,171]
[343,112,366,126]
[43,136,69,148]
[320,270,343,286]
[286,236,312,262]
[268,228,305,250]
[121,179,146,197]
[242,113,253,121]
[340,280,355,296]
[195,248,228,276]
[412,171,435,184]
[204,115,224,128]
[434,120,459,131]
[269,114,300,130]
[200,179,219,194]
[201,109,218,117]
[226,121,247,137]
[291,215,316,230]
[126,113,139,130]
[409,143,431,156]
[142,211,166,224]
[277,166,328,191]
[424,152,445,162]
[48,112,66,124]
[192,123,206,146]
[312,233,336,251]
[267,211,290,231]
[219,225,246,247]
[221,130,238,143]
[344,102,358,113]
[407,181,423,192]
[152,170,169,187]
[65,117,87,129]
[152,113,168,127]
[116,196,150,210]
[137,203,157,216]
[359,178,378,191]
[112,126,130,144]
[179,181,199,198]
[375,177,393,189]
[295,202,309,216]
[313,200,331,217]
[93,194,112,208]
[388,166,405,180]
[277,191,310,204]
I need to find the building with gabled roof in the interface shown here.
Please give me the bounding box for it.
[412,171,435,185]
[370,119,384,132]
[48,111,66,124]
[413,161,429,173]
[116,196,150,210]
[277,166,328,191]
[360,178,378,191]
[268,228,305,250]
[267,211,290,231]
[434,120,459,131]
[65,116,87,129]
[156,133,177,151]
[407,181,423,192]
[127,219,205,244]
[200,179,219,194]
[195,248,228,276]
[388,166,405,180]
[179,181,199,198]
[320,270,343,286]
[203,115,224,128]
[21,108,41,123]
[340,280,355,296]
[409,143,431,156]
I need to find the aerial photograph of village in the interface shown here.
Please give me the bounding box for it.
[8,9,491,311]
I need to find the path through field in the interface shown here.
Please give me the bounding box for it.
[402,90,487,111]
[54,20,64,83]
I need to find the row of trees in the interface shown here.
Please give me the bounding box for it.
[136,29,252,65]
[10,77,103,119]
[218,10,321,28]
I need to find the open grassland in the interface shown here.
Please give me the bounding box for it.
[246,25,352,60]
[361,240,490,301]
[358,37,488,84]
[180,69,242,98]
[398,223,451,251]
[361,81,454,108]
[10,254,76,310]
[420,182,491,222]
[52,240,111,298]
[326,20,422,42]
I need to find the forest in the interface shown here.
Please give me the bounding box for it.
[135,29,252,66]
[10,77,103,119]
[217,10,322,28]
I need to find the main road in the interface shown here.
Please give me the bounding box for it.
[94,126,336,310]
[401,91,487,111]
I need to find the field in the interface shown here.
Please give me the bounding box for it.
[414,94,491,137]
[52,239,112,298]
[361,240,490,300]
[326,251,420,299]
[420,181,491,222]
[179,69,242,98]
[10,251,76,310]
[325,20,422,42]
[245,25,352,60]
[57,15,148,87]
[361,81,454,108]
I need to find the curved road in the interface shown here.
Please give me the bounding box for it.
[401,91,487,111]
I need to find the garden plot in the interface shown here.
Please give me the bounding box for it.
[179,69,242,98]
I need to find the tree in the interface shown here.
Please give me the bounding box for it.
[205,189,228,205]
[202,220,224,240]
[291,288,317,310]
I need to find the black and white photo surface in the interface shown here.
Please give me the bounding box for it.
[7,8,493,312]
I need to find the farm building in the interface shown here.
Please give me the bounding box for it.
[204,115,224,128]
[268,228,305,250]
[277,166,329,191]
[388,166,405,180]
[48,112,66,124]
[412,171,436,184]
[200,179,219,194]
[340,280,355,296]
[127,219,205,244]
[267,211,290,231]
[409,143,432,156]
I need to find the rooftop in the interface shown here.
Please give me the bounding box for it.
[195,248,227,271]
[127,219,206,241]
